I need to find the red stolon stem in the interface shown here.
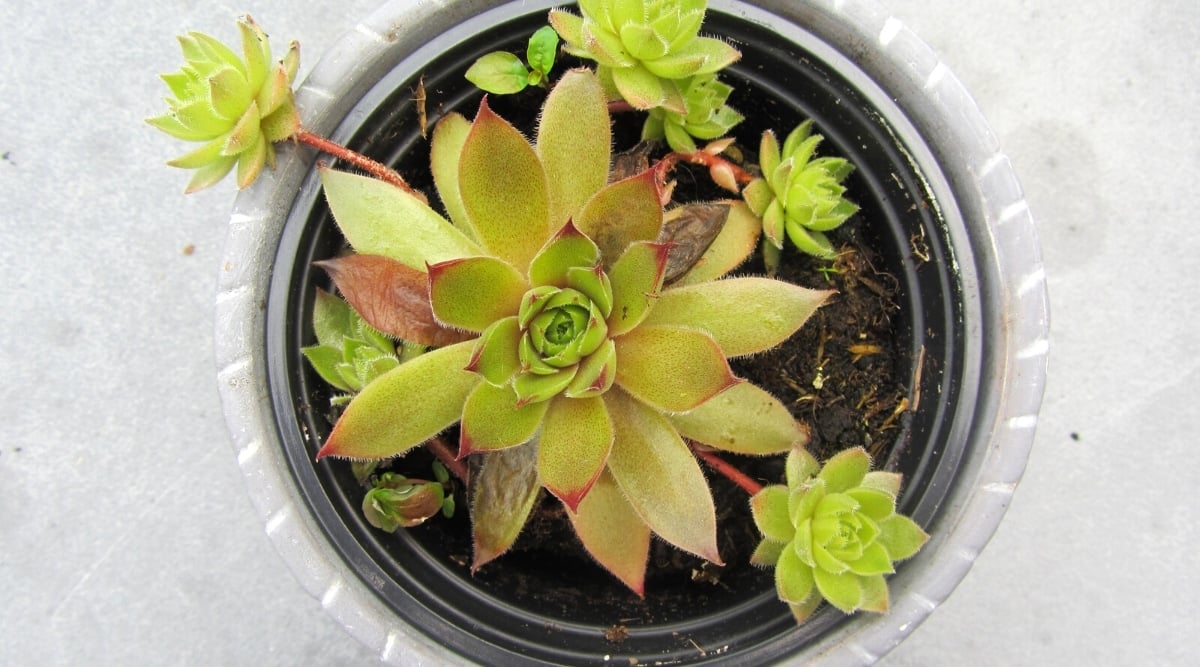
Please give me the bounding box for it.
[293,128,425,202]
[690,442,763,496]
[427,436,469,484]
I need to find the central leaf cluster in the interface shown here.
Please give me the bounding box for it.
[518,278,613,396]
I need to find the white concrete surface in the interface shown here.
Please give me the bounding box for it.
[1,0,1194,664]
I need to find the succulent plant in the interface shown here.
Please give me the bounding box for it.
[742,120,859,263]
[310,68,831,594]
[147,15,301,192]
[750,447,928,623]
[642,73,743,153]
[361,469,455,532]
[549,0,740,113]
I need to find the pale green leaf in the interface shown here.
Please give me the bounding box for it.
[538,395,613,510]
[819,447,871,493]
[428,256,528,333]
[750,486,793,543]
[319,167,480,271]
[567,468,650,596]
[614,325,738,413]
[670,382,806,455]
[459,382,548,455]
[465,51,530,95]
[644,277,831,356]
[317,341,480,460]
[537,69,612,232]
[605,389,721,563]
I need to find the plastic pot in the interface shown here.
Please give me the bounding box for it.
[216,0,1048,664]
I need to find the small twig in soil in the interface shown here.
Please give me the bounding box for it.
[690,443,762,496]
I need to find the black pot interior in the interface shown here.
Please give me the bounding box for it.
[267,3,966,664]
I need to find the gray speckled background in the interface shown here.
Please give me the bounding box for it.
[2,0,1195,664]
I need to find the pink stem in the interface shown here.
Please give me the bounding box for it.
[427,436,469,484]
[690,443,763,496]
[293,129,424,201]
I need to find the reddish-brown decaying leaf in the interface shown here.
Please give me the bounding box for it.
[315,254,473,347]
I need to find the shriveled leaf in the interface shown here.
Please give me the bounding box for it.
[320,167,479,271]
[459,97,550,271]
[574,169,663,266]
[670,382,806,455]
[427,256,528,332]
[606,241,670,336]
[538,395,613,510]
[459,382,548,455]
[567,469,650,596]
[657,203,729,282]
[645,277,832,356]
[538,69,611,231]
[317,341,480,460]
[605,389,721,564]
[614,325,739,413]
[315,254,473,347]
[673,201,761,286]
[430,112,475,236]
[471,445,541,571]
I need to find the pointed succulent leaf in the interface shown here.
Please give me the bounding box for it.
[466,316,523,386]
[858,573,891,613]
[741,178,773,217]
[320,167,480,270]
[776,544,817,605]
[566,266,614,318]
[471,445,541,571]
[669,382,807,454]
[459,97,551,272]
[564,339,618,398]
[430,112,475,236]
[459,382,549,455]
[548,9,585,49]
[538,395,613,510]
[785,224,836,259]
[847,487,897,522]
[605,389,721,564]
[184,156,236,193]
[427,256,529,332]
[317,341,480,460]
[234,135,268,188]
[513,367,578,405]
[848,542,896,576]
[528,222,602,288]
[611,64,666,109]
[646,278,832,356]
[605,242,670,336]
[876,514,929,561]
[614,325,739,413]
[813,567,863,614]
[819,447,871,493]
[537,69,612,230]
[860,471,903,497]
[301,345,355,393]
[786,447,821,488]
[567,469,650,596]
[750,539,785,567]
[789,480,826,527]
[672,201,761,286]
[575,170,663,267]
[315,254,473,347]
[750,486,794,543]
